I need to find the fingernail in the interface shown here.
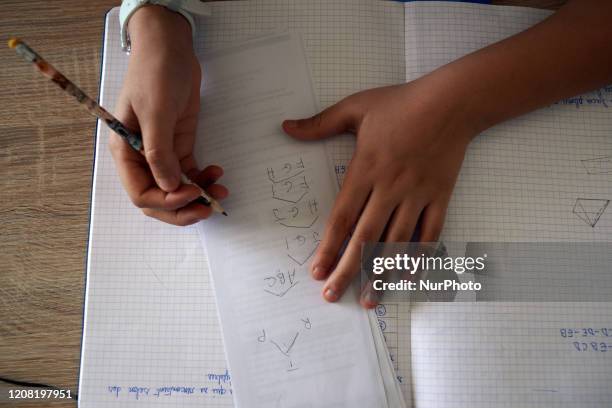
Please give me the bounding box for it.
[312,266,326,280]
[324,288,339,302]
[284,120,297,128]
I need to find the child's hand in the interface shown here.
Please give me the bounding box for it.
[110,5,227,225]
[283,78,476,306]
[281,0,612,306]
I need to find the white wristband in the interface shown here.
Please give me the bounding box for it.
[120,0,211,52]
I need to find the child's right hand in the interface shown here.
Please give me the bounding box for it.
[110,5,227,226]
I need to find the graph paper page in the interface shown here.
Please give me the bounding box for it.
[79,9,232,407]
[80,2,407,407]
[402,3,612,407]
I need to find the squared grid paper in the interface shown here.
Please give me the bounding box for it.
[81,2,612,408]
[81,2,409,407]
[404,3,612,242]
[80,9,231,408]
[402,3,612,408]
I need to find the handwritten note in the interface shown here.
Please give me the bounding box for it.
[194,33,389,408]
[106,370,232,401]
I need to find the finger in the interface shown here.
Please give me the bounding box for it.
[142,201,213,226]
[382,201,423,242]
[140,111,182,192]
[282,97,360,141]
[138,184,204,210]
[113,90,141,133]
[310,160,372,280]
[188,165,225,188]
[109,133,202,210]
[206,183,229,200]
[180,154,200,176]
[419,197,450,242]
[360,201,423,308]
[323,192,395,303]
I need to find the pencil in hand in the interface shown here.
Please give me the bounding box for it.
[8,37,227,216]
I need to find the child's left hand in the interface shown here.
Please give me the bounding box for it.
[283,78,476,307]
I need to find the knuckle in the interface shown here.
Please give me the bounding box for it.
[352,148,377,168]
[175,219,189,227]
[140,91,175,113]
[352,226,377,244]
[404,171,427,189]
[176,216,195,227]
[310,113,324,129]
[382,169,422,192]
[132,196,147,208]
[339,94,358,112]
[315,246,339,265]
[141,208,154,217]
[295,115,318,129]
[144,148,170,168]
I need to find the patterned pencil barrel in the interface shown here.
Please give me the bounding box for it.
[8,37,225,215]
[8,38,145,150]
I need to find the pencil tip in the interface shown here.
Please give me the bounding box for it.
[8,38,21,49]
[222,211,228,216]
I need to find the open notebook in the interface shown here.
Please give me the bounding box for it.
[80,1,612,407]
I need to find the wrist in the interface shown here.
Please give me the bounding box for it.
[128,5,194,57]
[408,67,486,145]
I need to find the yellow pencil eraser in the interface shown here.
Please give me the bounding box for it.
[8,38,21,49]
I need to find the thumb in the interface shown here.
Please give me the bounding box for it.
[140,113,182,192]
[282,98,358,141]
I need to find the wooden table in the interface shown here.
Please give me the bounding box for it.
[0,1,565,407]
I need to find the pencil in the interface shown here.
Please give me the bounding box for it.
[8,38,227,217]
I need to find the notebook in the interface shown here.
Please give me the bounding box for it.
[79,1,612,407]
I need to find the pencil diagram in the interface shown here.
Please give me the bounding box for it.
[266,155,322,292]
[267,157,305,183]
[271,173,310,203]
[257,317,312,372]
[581,156,612,175]
[272,198,319,228]
[572,198,610,227]
[285,231,321,265]
[263,268,299,297]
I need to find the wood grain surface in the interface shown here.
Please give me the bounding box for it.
[0,1,564,407]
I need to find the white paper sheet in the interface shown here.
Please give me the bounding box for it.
[193,32,389,408]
